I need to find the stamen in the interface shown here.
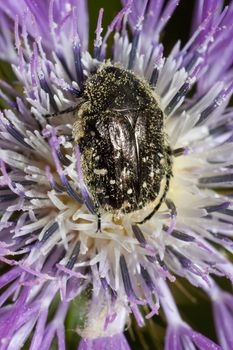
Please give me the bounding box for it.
[75,146,96,214]
[101,277,118,302]
[56,51,73,81]
[120,255,134,298]
[199,174,233,186]
[167,246,209,283]
[100,276,108,291]
[156,255,168,271]
[0,160,24,197]
[167,246,192,268]
[140,265,155,291]
[212,232,233,247]
[94,8,104,60]
[49,131,83,203]
[128,29,140,70]
[185,51,200,72]
[128,0,148,70]
[165,81,190,116]
[60,175,83,203]
[0,114,32,150]
[120,255,145,326]
[173,147,189,157]
[39,76,59,113]
[197,101,221,126]
[73,42,84,90]
[140,265,160,318]
[45,165,65,193]
[209,123,232,136]
[6,123,32,149]
[101,2,132,59]
[149,68,159,87]
[204,202,230,214]
[71,6,85,88]
[40,222,59,244]
[170,229,195,242]
[146,255,156,263]
[0,193,18,202]
[219,208,233,217]
[196,83,233,126]
[66,241,81,269]
[156,254,176,282]
[154,0,180,39]
[132,224,146,246]
[56,149,70,166]
[132,225,155,254]
[164,199,177,235]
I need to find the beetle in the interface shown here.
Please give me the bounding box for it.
[72,63,172,228]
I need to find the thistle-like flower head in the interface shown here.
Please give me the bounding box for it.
[0,1,232,349]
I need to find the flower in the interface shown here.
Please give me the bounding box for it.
[0,0,232,349]
[210,283,233,350]
[160,279,221,350]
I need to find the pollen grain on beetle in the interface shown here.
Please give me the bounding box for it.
[0,1,232,350]
[73,63,172,222]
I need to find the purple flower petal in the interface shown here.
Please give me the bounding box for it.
[212,291,233,350]
[78,333,131,350]
[165,325,221,350]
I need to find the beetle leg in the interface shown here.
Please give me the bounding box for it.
[97,214,102,232]
[44,105,78,119]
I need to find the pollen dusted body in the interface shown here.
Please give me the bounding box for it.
[73,64,172,217]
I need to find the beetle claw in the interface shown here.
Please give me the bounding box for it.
[96,215,102,233]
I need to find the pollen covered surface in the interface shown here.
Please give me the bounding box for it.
[73,64,172,215]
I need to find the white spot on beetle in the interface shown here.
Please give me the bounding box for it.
[94,168,108,175]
